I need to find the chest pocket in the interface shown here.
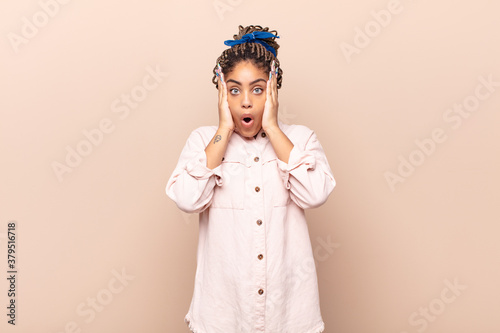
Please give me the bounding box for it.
[211,160,246,210]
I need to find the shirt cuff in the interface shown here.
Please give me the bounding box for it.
[185,150,223,186]
[276,144,316,190]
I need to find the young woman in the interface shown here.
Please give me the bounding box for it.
[166,24,336,333]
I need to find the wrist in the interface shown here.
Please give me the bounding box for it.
[263,122,280,133]
[218,125,234,134]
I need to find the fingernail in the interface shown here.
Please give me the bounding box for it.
[269,70,272,80]
[271,60,275,72]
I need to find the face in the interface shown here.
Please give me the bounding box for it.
[224,61,268,138]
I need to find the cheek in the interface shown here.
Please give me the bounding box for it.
[255,96,267,109]
[227,98,237,111]
[253,109,264,123]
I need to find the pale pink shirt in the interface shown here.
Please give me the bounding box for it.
[166,120,336,333]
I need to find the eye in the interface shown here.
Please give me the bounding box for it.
[229,88,239,95]
[254,87,263,94]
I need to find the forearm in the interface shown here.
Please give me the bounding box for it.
[265,125,294,164]
[205,127,233,169]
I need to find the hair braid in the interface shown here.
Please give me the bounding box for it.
[212,25,282,89]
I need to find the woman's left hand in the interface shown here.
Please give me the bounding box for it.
[262,60,279,131]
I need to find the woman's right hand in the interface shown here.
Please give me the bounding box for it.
[216,64,235,132]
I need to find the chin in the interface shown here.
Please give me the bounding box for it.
[236,126,259,138]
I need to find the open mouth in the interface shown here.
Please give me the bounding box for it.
[241,114,254,128]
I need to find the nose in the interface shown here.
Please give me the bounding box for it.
[241,91,252,109]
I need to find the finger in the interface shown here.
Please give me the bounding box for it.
[218,69,226,99]
[217,73,223,103]
[274,66,279,98]
[270,69,276,100]
[221,71,228,101]
[266,76,271,101]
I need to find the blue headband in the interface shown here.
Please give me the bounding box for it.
[224,31,280,57]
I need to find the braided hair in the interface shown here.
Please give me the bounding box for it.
[212,25,282,90]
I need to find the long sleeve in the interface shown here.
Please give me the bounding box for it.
[275,130,336,209]
[165,128,223,214]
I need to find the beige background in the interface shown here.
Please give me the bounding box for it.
[1,0,499,332]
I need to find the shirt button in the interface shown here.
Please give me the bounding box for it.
[254,156,259,162]
[255,186,260,192]
[258,289,264,295]
[261,132,266,138]
[258,254,263,260]
[256,219,262,225]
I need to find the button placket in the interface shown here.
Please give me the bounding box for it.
[249,147,266,332]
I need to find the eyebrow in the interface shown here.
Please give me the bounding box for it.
[226,78,267,85]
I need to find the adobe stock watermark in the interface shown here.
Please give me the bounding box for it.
[54,267,135,333]
[265,235,340,317]
[213,0,244,21]
[51,64,169,182]
[278,105,297,125]
[399,278,467,333]
[313,234,341,262]
[385,74,500,192]
[339,0,405,64]
[289,234,340,289]
[7,0,72,54]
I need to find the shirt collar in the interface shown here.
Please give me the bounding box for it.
[237,119,285,142]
